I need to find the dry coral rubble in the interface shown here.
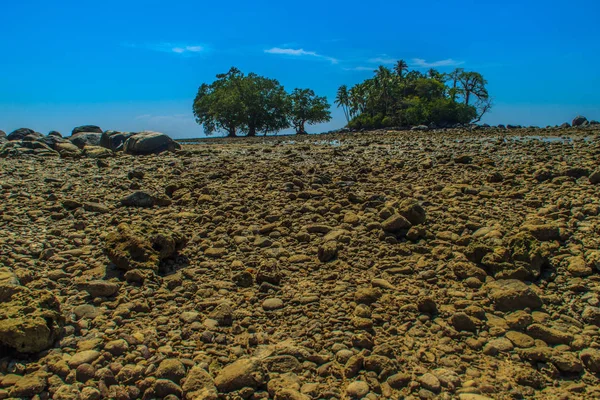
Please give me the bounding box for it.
[0,126,600,399]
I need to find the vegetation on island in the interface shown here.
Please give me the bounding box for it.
[193,67,331,137]
[192,62,491,136]
[336,61,492,129]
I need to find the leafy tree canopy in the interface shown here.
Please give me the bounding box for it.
[335,60,492,130]
[288,88,332,134]
[193,67,306,137]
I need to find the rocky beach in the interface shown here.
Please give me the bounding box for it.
[1,125,600,400]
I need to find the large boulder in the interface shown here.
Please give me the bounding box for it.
[0,141,57,158]
[55,142,83,158]
[69,132,102,149]
[0,141,30,157]
[83,145,113,159]
[214,358,266,393]
[19,141,58,158]
[48,131,62,137]
[123,131,181,155]
[0,284,64,353]
[7,128,42,141]
[104,223,186,273]
[572,116,588,127]
[120,191,172,207]
[72,125,102,135]
[100,130,137,151]
[0,267,20,285]
[398,198,427,225]
[382,214,412,233]
[486,279,543,312]
[40,134,69,150]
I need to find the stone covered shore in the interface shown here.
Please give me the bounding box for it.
[1,128,600,400]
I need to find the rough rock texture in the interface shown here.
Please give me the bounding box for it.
[214,358,265,392]
[100,130,137,151]
[71,125,103,135]
[7,128,42,141]
[55,142,82,158]
[572,115,588,127]
[0,284,64,353]
[486,279,543,311]
[120,191,172,207]
[1,128,600,399]
[83,145,113,159]
[123,131,181,155]
[69,132,103,149]
[104,223,186,272]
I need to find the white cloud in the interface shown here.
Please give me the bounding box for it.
[160,44,204,54]
[343,66,376,71]
[368,57,396,65]
[135,114,191,122]
[264,47,338,64]
[124,42,204,55]
[184,46,203,52]
[411,58,464,68]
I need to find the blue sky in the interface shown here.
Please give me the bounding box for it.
[1,0,599,138]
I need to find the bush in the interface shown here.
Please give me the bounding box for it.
[382,116,394,127]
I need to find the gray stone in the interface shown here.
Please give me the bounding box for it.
[572,115,588,127]
[69,132,102,149]
[263,298,284,311]
[100,130,137,151]
[120,191,172,207]
[580,348,600,373]
[214,358,265,392]
[72,125,102,135]
[77,280,119,297]
[346,381,369,398]
[123,131,181,155]
[486,279,542,311]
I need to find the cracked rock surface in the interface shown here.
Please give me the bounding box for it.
[1,128,600,399]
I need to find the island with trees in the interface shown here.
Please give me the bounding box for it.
[193,67,331,137]
[336,61,492,130]
[192,62,491,137]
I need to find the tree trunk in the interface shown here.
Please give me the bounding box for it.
[452,78,457,101]
[297,121,307,134]
[247,125,256,137]
[465,92,470,106]
[227,127,237,137]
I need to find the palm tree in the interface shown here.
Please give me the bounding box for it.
[375,66,393,115]
[349,83,367,118]
[427,68,444,82]
[335,85,350,124]
[394,59,409,78]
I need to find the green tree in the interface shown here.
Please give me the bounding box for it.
[342,62,490,129]
[335,85,350,124]
[457,71,488,106]
[394,60,409,78]
[447,68,464,101]
[240,73,290,136]
[427,68,445,83]
[288,88,332,134]
[193,67,290,136]
[375,66,394,115]
[193,68,245,137]
[349,83,368,118]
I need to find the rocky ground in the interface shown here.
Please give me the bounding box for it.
[1,127,600,400]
